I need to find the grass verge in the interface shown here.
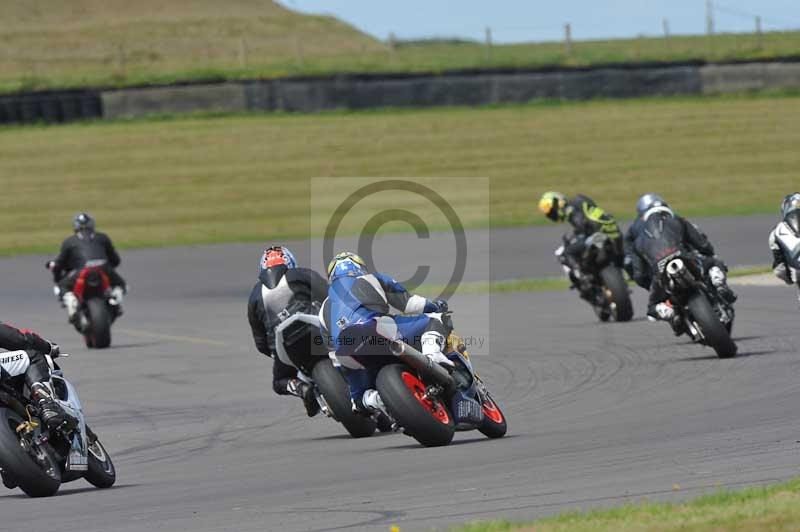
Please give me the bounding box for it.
[1,94,797,255]
[453,477,800,531]
[414,266,770,296]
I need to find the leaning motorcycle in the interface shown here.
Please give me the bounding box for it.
[47,260,121,349]
[557,232,633,322]
[0,351,116,497]
[657,251,737,358]
[342,313,507,447]
[274,309,382,438]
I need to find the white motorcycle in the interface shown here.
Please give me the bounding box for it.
[0,351,115,497]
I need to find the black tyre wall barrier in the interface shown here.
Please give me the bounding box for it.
[0,90,102,125]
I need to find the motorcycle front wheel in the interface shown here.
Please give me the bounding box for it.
[599,265,633,322]
[688,293,737,358]
[477,390,507,439]
[84,426,116,488]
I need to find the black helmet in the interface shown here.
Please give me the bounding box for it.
[73,212,95,235]
[635,193,673,221]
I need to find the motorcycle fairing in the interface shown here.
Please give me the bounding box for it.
[73,266,111,302]
[51,376,88,472]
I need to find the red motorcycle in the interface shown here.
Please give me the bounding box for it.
[47,260,121,349]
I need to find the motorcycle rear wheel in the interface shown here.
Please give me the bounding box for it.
[86,298,111,349]
[688,293,737,358]
[376,364,454,447]
[0,408,61,497]
[312,359,376,438]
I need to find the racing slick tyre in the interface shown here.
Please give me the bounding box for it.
[688,293,737,358]
[478,391,507,439]
[86,298,111,349]
[376,364,455,447]
[599,266,633,322]
[311,360,376,438]
[84,426,116,489]
[0,408,61,497]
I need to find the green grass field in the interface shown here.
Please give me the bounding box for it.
[1,94,797,255]
[454,477,800,531]
[1,0,799,94]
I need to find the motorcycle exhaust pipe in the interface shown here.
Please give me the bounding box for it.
[389,340,455,394]
[666,258,685,276]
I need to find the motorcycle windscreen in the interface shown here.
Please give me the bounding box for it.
[785,210,800,235]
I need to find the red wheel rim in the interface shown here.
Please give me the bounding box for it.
[482,397,504,424]
[400,371,450,425]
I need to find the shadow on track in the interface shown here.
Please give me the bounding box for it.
[1,483,140,499]
[374,434,521,451]
[672,349,778,362]
[107,341,162,349]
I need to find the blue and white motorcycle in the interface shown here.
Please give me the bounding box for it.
[339,313,507,447]
[0,351,115,497]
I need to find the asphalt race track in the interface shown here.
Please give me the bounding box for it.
[2,216,799,532]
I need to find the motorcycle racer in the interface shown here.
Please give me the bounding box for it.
[0,322,68,430]
[318,252,450,415]
[247,246,329,417]
[50,213,127,324]
[628,194,736,325]
[768,192,800,302]
[538,192,623,299]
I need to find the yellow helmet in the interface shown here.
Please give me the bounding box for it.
[327,251,368,281]
[538,191,567,222]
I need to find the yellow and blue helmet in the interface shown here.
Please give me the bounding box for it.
[327,251,367,281]
[538,191,567,222]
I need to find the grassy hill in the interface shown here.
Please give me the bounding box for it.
[0,0,384,92]
[0,1,799,94]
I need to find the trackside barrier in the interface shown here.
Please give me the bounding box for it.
[0,90,102,125]
[3,61,800,124]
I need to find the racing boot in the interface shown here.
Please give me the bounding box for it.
[109,286,125,317]
[421,331,455,369]
[361,389,387,415]
[287,379,320,417]
[30,382,73,430]
[709,266,737,304]
[62,291,80,326]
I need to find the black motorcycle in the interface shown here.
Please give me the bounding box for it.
[559,232,633,322]
[657,251,737,358]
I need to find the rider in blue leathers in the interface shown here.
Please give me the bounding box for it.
[319,252,451,414]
